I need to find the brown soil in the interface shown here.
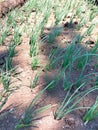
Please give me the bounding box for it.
[0,0,26,17]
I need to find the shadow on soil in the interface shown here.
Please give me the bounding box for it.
[0,21,98,130]
[37,21,98,130]
[0,49,8,70]
[0,105,19,130]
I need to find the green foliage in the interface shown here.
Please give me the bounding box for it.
[85,24,95,36]
[15,82,54,129]
[7,43,16,58]
[0,27,8,44]
[0,96,9,110]
[30,69,42,88]
[54,84,98,120]
[83,97,98,124]
[91,39,98,53]
[47,27,62,43]
[0,70,10,92]
[0,0,98,127]
[4,57,13,71]
[31,57,39,70]
[13,29,21,45]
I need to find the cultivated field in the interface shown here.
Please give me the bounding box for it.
[0,0,98,130]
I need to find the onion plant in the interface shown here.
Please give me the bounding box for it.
[0,26,8,44]
[91,39,98,53]
[0,96,9,110]
[83,97,98,124]
[89,9,98,21]
[47,27,63,43]
[31,57,39,70]
[54,0,72,25]
[54,84,98,120]
[15,81,54,129]
[0,70,11,92]
[84,23,95,36]
[13,29,21,45]
[30,69,43,88]
[23,0,37,17]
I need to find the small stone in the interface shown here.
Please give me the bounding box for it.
[91,68,93,71]
[62,126,65,129]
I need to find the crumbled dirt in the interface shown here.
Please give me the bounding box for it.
[0,0,26,17]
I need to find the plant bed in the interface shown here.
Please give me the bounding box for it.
[0,0,98,130]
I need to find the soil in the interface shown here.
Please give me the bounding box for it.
[0,0,26,17]
[0,1,98,130]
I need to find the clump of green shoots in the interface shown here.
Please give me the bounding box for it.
[54,0,71,25]
[30,69,42,88]
[7,43,16,58]
[13,29,21,45]
[29,16,43,57]
[77,16,87,30]
[89,9,98,21]
[0,70,10,92]
[15,81,54,129]
[31,57,39,70]
[0,71,11,111]
[4,43,16,71]
[24,0,36,14]
[76,51,89,70]
[54,83,98,120]
[30,0,52,56]
[83,97,98,124]
[0,26,8,44]
[6,11,16,28]
[91,39,98,54]
[4,57,13,71]
[0,96,9,110]
[84,23,95,36]
[47,27,63,43]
